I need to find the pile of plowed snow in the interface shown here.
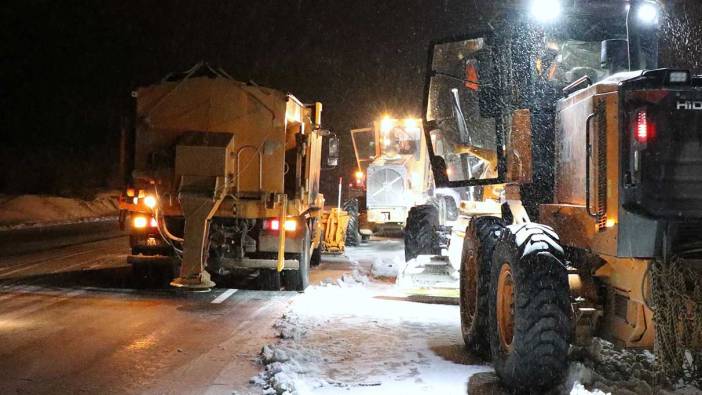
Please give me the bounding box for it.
[0,192,120,229]
[567,338,701,395]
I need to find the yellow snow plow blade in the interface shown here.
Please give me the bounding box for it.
[396,255,459,304]
[319,208,349,254]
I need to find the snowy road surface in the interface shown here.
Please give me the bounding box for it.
[255,286,490,394]
[0,231,292,394]
[255,240,492,395]
[0,227,491,395]
[1,225,667,395]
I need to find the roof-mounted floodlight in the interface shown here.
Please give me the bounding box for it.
[637,1,659,25]
[529,0,562,23]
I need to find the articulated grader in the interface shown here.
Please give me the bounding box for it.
[119,63,338,290]
[412,0,702,391]
[350,117,460,256]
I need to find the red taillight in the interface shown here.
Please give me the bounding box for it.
[263,219,280,231]
[633,109,655,143]
[263,218,296,232]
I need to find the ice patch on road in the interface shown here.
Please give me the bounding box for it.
[254,285,491,394]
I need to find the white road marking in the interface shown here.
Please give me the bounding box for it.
[211,289,238,304]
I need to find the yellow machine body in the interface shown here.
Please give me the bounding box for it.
[540,79,654,348]
[119,66,326,288]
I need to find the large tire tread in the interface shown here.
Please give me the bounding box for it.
[459,216,504,359]
[489,223,571,393]
[343,199,362,247]
[404,205,439,262]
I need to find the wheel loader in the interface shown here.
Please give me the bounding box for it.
[118,63,338,290]
[409,0,702,391]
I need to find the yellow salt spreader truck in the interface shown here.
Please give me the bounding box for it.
[118,63,339,290]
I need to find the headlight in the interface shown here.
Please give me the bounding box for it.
[637,2,659,24]
[380,116,395,134]
[133,216,148,229]
[529,0,561,23]
[143,195,157,209]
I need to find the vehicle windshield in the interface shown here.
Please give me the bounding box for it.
[380,120,421,158]
[425,38,499,183]
[539,38,609,86]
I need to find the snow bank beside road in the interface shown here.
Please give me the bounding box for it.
[0,192,119,230]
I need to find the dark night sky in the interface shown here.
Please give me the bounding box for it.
[1,0,701,197]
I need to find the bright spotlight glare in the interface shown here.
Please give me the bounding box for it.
[143,195,157,209]
[637,2,658,24]
[380,116,395,134]
[530,0,561,23]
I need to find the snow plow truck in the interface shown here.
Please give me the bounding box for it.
[118,63,338,290]
[409,0,702,391]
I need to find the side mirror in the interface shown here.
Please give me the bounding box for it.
[322,133,340,169]
[328,136,339,167]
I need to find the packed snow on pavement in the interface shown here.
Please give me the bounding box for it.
[253,284,489,394]
[253,239,489,394]
[253,239,702,395]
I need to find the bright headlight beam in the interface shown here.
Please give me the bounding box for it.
[637,2,658,24]
[380,116,395,134]
[144,195,157,209]
[529,0,562,23]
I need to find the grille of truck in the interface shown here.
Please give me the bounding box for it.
[366,167,406,207]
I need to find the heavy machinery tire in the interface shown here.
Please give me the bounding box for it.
[404,204,439,262]
[488,223,571,392]
[310,245,322,267]
[459,216,504,359]
[343,199,361,247]
[282,221,311,291]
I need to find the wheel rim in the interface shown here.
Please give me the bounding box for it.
[496,262,515,352]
